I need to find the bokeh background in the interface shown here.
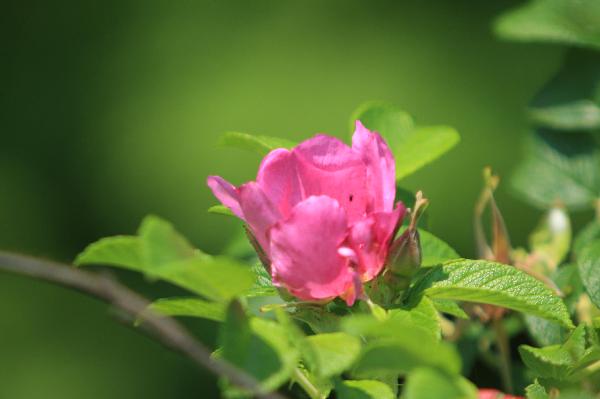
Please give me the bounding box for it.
[0,1,588,397]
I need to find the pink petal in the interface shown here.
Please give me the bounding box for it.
[238,182,281,255]
[206,176,244,218]
[352,120,396,213]
[270,196,354,301]
[340,271,364,306]
[256,148,304,218]
[350,202,406,280]
[293,134,367,224]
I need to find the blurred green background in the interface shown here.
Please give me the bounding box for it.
[0,0,580,397]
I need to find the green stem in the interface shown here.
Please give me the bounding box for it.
[292,368,323,399]
[493,318,514,394]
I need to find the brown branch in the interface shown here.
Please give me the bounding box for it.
[0,251,287,399]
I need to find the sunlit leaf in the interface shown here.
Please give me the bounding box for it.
[389,296,441,341]
[342,315,461,377]
[408,259,574,328]
[76,215,201,275]
[146,297,226,322]
[74,235,143,271]
[219,131,295,156]
[525,381,549,399]
[304,332,362,378]
[351,102,459,180]
[294,364,333,399]
[77,216,254,301]
[402,367,477,399]
[419,229,460,267]
[519,325,586,380]
[157,257,254,301]
[431,298,469,320]
[219,301,299,392]
[335,379,395,399]
[208,205,235,217]
[137,215,199,266]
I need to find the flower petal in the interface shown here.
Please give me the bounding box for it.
[350,202,406,280]
[238,182,281,255]
[206,175,244,218]
[270,195,353,301]
[256,148,303,218]
[293,134,367,224]
[352,120,396,212]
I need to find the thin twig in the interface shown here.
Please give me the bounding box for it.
[492,318,513,394]
[0,251,287,399]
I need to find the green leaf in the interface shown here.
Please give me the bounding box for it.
[294,364,334,399]
[511,130,600,211]
[394,126,461,180]
[552,263,585,312]
[351,102,459,180]
[342,316,461,377]
[528,50,600,131]
[74,235,143,271]
[431,299,469,320]
[335,379,395,399]
[402,368,477,399]
[138,215,199,267]
[419,229,460,267]
[219,301,299,392]
[524,264,583,346]
[292,307,342,334]
[157,257,255,301]
[146,297,226,322]
[530,101,600,131]
[524,315,567,347]
[76,216,253,301]
[390,296,441,341]
[528,207,571,273]
[525,381,549,399]
[407,259,574,328]
[76,215,200,274]
[304,333,362,378]
[519,325,586,380]
[219,131,295,156]
[574,221,600,257]
[208,205,235,217]
[577,239,600,308]
[494,0,600,49]
[251,262,274,289]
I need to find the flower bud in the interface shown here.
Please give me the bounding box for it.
[474,167,512,264]
[385,191,427,284]
[529,205,571,274]
[387,228,422,278]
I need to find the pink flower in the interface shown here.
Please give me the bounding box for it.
[478,389,524,399]
[207,121,406,305]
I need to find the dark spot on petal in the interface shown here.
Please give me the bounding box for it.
[349,195,354,202]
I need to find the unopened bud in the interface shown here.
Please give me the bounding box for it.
[387,228,422,278]
[529,205,571,273]
[474,167,512,264]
